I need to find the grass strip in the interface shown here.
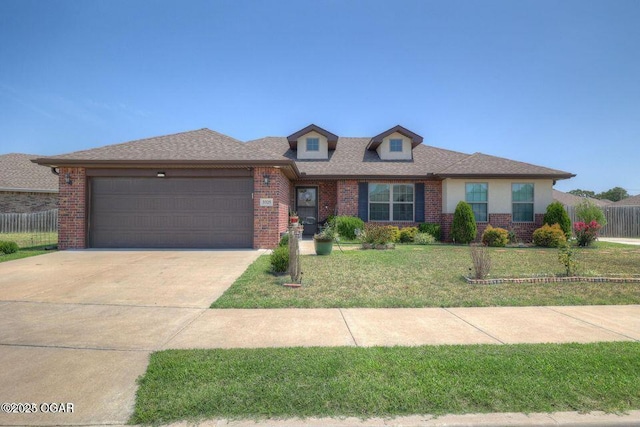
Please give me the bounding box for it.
[131,342,640,424]
[211,245,640,308]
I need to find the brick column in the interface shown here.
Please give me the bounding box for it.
[253,167,290,248]
[58,167,87,249]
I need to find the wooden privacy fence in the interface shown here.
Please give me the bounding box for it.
[0,209,58,233]
[565,205,640,238]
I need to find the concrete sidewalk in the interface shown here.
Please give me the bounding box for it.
[164,305,640,349]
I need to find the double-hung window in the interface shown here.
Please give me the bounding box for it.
[389,138,403,152]
[512,183,534,222]
[369,184,414,221]
[465,183,488,222]
[306,137,319,152]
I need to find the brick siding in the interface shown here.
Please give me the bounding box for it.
[291,180,337,223]
[57,167,87,249]
[253,167,290,249]
[0,191,58,213]
[442,212,544,243]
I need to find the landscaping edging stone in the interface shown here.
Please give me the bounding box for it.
[465,276,640,285]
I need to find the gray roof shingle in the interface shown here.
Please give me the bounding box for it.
[552,190,612,207]
[0,153,58,192]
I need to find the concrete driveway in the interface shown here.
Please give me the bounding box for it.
[0,250,262,426]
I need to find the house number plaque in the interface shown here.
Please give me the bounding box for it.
[260,198,274,207]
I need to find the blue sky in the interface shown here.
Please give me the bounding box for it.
[1,0,638,194]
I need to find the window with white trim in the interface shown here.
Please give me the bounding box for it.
[389,138,403,152]
[369,183,414,221]
[512,183,534,222]
[465,183,488,222]
[306,137,319,151]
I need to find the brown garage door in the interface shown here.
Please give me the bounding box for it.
[89,177,253,248]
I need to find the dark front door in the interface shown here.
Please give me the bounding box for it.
[296,187,318,236]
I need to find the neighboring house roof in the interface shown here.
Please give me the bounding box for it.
[612,194,640,206]
[552,190,612,207]
[33,126,575,181]
[0,153,58,193]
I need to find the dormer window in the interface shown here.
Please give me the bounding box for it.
[306,138,319,152]
[390,139,403,153]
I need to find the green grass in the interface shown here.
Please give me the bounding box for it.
[0,232,57,248]
[131,342,640,424]
[0,245,54,263]
[211,244,640,308]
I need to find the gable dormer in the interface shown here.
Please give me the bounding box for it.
[287,124,338,160]
[367,125,423,160]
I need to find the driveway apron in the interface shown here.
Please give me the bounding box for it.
[0,249,262,426]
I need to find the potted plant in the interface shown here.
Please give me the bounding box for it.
[313,225,336,255]
[289,211,299,224]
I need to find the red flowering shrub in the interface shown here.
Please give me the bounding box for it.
[574,220,602,247]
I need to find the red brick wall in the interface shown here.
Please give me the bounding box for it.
[336,180,359,216]
[442,212,544,243]
[253,167,290,249]
[58,167,87,249]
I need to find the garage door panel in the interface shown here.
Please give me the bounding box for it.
[90,177,253,248]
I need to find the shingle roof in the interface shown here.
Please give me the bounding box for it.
[612,194,640,206]
[0,153,58,192]
[34,129,288,165]
[552,190,612,207]
[437,152,574,179]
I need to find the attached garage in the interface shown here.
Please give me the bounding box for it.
[88,171,254,249]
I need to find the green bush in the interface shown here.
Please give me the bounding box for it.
[532,224,567,248]
[398,227,418,243]
[418,223,441,241]
[481,225,509,247]
[451,201,477,244]
[414,232,436,245]
[575,199,607,227]
[543,201,572,238]
[361,224,396,245]
[0,241,19,255]
[332,216,364,240]
[387,226,401,243]
[278,233,289,247]
[270,245,289,273]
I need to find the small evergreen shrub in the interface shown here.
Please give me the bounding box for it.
[532,224,567,248]
[575,199,607,226]
[278,233,289,247]
[333,216,364,240]
[543,201,572,238]
[0,241,19,255]
[481,225,509,247]
[398,227,418,243]
[451,201,477,244]
[414,232,436,245]
[270,245,289,273]
[418,223,441,241]
[361,224,396,245]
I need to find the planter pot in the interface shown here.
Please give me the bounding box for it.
[290,217,299,224]
[314,239,333,255]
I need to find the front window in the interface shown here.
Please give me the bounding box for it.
[512,183,534,222]
[306,137,319,151]
[389,138,403,152]
[369,183,414,221]
[465,183,488,222]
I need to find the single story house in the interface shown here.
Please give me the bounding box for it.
[33,124,574,249]
[0,153,58,213]
[552,190,612,207]
[612,194,640,206]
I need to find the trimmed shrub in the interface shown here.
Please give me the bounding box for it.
[387,226,401,243]
[418,223,441,241]
[361,224,396,245]
[333,216,364,240]
[451,201,477,244]
[0,241,19,255]
[278,233,289,247]
[414,232,436,245]
[575,199,607,227]
[481,225,509,247]
[543,201,571,238]
[270,245,289,273]
[532,224,567,248]
[398,227,418,243]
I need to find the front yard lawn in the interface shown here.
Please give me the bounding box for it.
[131,342,640,424]
[211,244,640,308]
[0,245,53,263]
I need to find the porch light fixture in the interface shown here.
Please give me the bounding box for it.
[263,174,270,186]
[64,173,72,185]
[157,172,166,177]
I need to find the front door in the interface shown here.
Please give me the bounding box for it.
[296,187,318,236]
